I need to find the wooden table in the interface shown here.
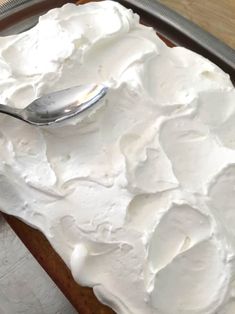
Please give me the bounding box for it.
[159,0,235,50]
[1,1,235,314]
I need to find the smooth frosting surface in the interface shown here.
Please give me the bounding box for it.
[0,1,235,313]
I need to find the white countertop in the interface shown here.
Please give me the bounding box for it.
[0,214,77,314]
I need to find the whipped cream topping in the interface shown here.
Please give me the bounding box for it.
[0,1,235,313]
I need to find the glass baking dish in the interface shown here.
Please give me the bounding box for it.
[0,1,234,314]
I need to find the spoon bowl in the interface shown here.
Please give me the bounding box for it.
[0,84,108,126]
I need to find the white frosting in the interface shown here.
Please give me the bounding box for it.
[0,1,235,313]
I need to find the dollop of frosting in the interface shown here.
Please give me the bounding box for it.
[0,2,235,313]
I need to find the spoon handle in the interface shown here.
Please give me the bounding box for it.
[0,104,23,121]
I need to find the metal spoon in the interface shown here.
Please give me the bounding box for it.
[0,84,108,126]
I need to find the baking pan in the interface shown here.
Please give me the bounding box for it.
[0,1,234,313]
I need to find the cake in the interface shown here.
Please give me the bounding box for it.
[0,1,235,313]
